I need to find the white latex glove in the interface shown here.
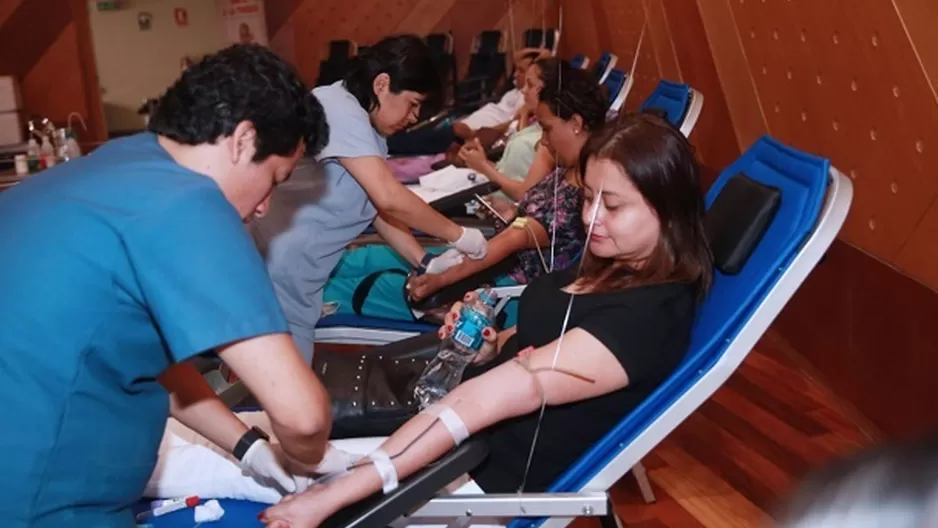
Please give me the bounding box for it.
[289,444,360,492]
[240,439,297,494]
[425,249,465,274]
[450,227,487,260]
[315,443,360,475]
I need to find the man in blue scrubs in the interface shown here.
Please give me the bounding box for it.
[0,45,333,527]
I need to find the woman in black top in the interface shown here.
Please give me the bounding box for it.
[260,108,714,527]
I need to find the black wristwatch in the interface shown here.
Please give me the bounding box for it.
[414,252,436,276]
[232,426,270,461]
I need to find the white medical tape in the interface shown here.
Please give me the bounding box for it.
[421,404,470,446]
[368,448,399,494]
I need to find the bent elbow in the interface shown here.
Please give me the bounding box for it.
[284,395,332,439]
[283,409,329,440]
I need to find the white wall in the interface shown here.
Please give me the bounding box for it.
[88,0,225,132]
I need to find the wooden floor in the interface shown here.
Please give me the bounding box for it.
[568,330,876,528]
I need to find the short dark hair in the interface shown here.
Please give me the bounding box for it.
[538,61,608,131]
[577,113,714,298]
[148,44,327,161]
[342,35,443,113]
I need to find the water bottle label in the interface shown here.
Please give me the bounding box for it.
[453,320,483,350]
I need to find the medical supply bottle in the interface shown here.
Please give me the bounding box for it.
[414,288,498,409]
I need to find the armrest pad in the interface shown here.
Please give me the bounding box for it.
[319,438,490,528]
[429,181,500,212]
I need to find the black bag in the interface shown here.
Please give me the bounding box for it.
[314,333,441,439]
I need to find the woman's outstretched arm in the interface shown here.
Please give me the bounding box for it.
[406,215,550,301]
[260,326,632,527]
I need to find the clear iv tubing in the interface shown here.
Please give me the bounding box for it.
[473,193,551,274]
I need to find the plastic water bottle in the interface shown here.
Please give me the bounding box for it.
[413,288,499,408]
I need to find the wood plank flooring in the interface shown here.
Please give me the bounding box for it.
[567,330,876,527]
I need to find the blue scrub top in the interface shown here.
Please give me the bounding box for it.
[0,132,290,527]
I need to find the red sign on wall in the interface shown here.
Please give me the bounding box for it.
[174,7,188,26]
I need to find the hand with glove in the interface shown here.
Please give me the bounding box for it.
[263,442,361,495]
[449,227,488,260]
[239,434,298,495]
[424,248,465,275]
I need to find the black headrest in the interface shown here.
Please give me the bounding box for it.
[478,31,502,55]
[704,173,781,275]
[426,34,449,55]
[524,29,544,47]
[328,40,352,58]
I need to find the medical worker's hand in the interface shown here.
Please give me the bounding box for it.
[425,248,465,274]
[313,443,360,476]
[439,293,498,364]
[241,438,297,494]
[283,444,359,495]
[450,227,487,260]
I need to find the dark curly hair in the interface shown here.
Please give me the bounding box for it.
[148,44,328,161]
[538,61,608,132]
[342,35,443,114]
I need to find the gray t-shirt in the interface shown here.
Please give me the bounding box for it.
[249,82,387,357]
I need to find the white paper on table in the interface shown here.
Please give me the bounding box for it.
[408,166,489,203]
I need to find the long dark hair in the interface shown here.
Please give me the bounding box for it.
[576,112,714,298]
[538,62,608,131]
[342,35,443,114]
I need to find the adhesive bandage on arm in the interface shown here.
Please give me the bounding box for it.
[420,404,470,446]
[368,449,399,494]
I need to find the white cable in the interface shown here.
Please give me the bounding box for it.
[517,179,604,493]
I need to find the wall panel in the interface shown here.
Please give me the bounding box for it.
[701,0,938,438]
[0,0,106,148]
[728,0,938,263]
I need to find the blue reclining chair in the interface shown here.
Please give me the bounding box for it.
[591,51,618,85]
[640,79,705,138]
[570,54,590,70]
[146,135,852,528]
[603,68,630,114]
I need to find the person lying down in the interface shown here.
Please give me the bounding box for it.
[146,113,714,528]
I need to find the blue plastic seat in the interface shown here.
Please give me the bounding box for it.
[508,135,840,527]
[639,79,692,128]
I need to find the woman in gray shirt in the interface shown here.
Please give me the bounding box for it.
[250,35,489,364]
